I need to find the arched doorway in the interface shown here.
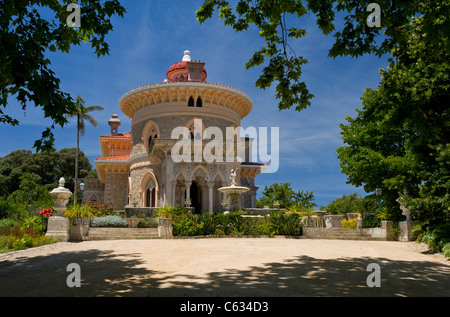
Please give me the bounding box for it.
[145,187,156,207]
[191,181,202,214]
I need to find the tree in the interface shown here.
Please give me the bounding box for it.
[398,144,450,227]
[256,182,316,209]
[336,14,449,224]
[0,148,93,198]
[196,0,449,112]
[0,0,125,151]
[7,173,53,209]
[66,95,103,204]
[56,148,92,192]
[326,193,379,216]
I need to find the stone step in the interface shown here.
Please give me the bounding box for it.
[86,228,159,240]
[302,228,385,241]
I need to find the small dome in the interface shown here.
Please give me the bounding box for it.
[182,50,191,62]
[166,50,207,82]
[108,112,120,123]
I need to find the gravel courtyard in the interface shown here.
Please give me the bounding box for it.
[0,238,449,297]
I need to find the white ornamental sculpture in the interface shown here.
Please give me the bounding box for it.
[46,177,72,242]
[218,169,250,213]
[49,177,73,216]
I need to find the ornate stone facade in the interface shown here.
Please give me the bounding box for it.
[90,51,266,212]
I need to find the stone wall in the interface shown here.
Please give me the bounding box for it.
[131,114,237,156]
[104,172,128,210]
[129,165,160,207]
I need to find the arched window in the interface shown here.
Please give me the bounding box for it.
[148,130,158,149]
[188,96,194,107]
[196,97,202,107]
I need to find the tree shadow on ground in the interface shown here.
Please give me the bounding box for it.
[0,247,449,297]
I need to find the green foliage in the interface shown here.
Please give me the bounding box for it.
[0,225,55,253]
[363,213,381,229]
[82,201,117,217]
[7,173,53,210]
[398,144,450,227]
[20,214,46,234]
[0,148,93,197]
[63,204,94,220]
[153,205,189,221]
[417,223,450,257]
[196,0,449,112]
[90,215,128,228]
[341,218,357,229]
[172,214,205,236]
[256,182,316,209]
[1,0,126,151]
[269,212,302,236]
[337,13,449,225]
[0,218,18,228]
[442,243,450,258]
[172,211,302,237]
[326,193,364,215]
[137,219,158,228]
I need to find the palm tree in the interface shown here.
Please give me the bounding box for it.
[67,95,104,205]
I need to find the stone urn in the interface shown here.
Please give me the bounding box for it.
[49,177,73,216]
[46,178,72,242]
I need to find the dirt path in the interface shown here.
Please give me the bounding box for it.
[0,238,449,297]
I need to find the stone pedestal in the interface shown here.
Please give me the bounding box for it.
[357,219,364,229]
[346,213,359,220]
[46,216,70,242]
[399,221,420,242]
[324,215,343,228]
[158,217,173,239]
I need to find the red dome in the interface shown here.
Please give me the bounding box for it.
[166,60,207,82]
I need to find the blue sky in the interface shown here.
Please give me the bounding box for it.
[0,0,389,207]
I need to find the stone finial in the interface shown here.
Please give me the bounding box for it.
[59,177,65,188]
[182,50,192,62]
[108,112,121,135]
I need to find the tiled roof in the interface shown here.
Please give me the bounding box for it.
[99,133,131,139]
[166,61,207,82]
[95,155,130,162]
[123,81,246,97]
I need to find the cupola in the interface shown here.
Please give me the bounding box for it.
[166,50,207,82]
[108,112,121,135]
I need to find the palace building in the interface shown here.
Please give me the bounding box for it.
[84,51,266,212]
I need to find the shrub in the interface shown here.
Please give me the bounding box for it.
[269,212,302,235]
[83,202,117,217]
[0,225,56,253]
[137,219,158,228]
[64,204,94,219]
[341,218,358,229]
[20,214,46,234]
[363,213,381,228]
[442,243,450,258]
[172,212,302,237]
[153,205,189,221]
[90,215,128,228]
[0,218,18,228]
[172,214,204,236]
[418,223,450,255]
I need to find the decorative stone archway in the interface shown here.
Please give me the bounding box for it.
[139,171,159,208]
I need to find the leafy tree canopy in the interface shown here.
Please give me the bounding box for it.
[326,193,380,216]
[0,0,126,151]
[256,182,316,209]
[0,147,92,197]
[196,0,449,112]
[336,13,449,224]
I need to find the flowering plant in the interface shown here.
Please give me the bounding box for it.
[39,209,55,217]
